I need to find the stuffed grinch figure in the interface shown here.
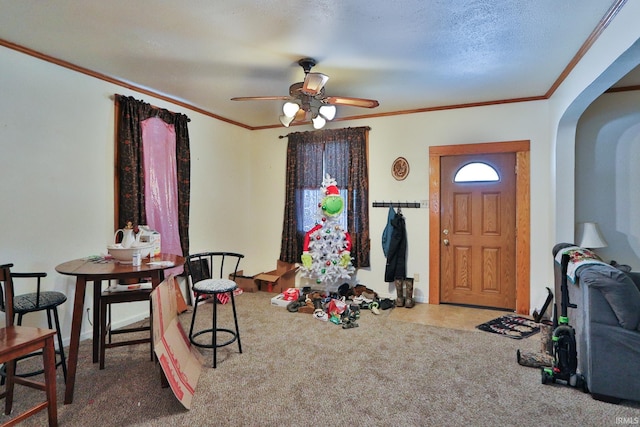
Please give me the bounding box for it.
[300,174,355,291]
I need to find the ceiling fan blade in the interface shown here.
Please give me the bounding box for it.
[231,96,291,101]
[324,96,379,108]
[302,73,329,95]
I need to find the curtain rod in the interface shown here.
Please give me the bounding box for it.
[278,125,372,139]
[113,94,191,122]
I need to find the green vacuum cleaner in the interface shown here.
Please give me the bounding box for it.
[541,253,585,390]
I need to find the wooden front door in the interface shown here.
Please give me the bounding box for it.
[440,153,516,310]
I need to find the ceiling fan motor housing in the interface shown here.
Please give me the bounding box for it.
[298,57,317,74]
[289,82,325,98]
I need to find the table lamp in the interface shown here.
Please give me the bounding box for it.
[576,222,608,249]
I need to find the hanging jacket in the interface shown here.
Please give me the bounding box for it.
[381,206,396,258]
[384,212,407,282]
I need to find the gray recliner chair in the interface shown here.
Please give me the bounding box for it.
[553,243,640,403]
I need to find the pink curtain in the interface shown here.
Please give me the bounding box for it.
[141,117,183,274]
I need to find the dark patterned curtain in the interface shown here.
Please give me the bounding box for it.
[279,127,370,268]
[115,95,191,257]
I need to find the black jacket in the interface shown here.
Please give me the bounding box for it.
[384,213,407,282]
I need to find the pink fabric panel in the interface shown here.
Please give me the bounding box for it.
[141,117,183,274]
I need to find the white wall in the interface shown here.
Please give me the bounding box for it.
[576,90,640,268]
[0,45,252,342]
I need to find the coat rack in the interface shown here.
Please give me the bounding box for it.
[372,201,421,208]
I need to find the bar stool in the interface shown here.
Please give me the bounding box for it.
[0,269,67,383]
[186,252,243,368]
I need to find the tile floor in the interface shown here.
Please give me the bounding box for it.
[388,302,516,331]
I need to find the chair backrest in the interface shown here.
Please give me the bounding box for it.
[0,266,47,314]
[186,252,244,284]
[0,263,16,326]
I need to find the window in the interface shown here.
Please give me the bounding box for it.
[114,95,191,260]
[454,162,500,182]
[279,127,370,268]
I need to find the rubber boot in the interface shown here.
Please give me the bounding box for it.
[540,321,553,356]
[516,321,554,368]
[404,278,415,308]
[394,279,404,307]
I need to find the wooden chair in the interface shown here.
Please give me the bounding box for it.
[186,252,243,368]
[0,271,67,382]
[0,263,57,426]
[99,281,153,370]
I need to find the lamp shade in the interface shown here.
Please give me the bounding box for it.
[577,222,608,248]
[282,102,300,117]
[319,105,336,121]
[279,114,295,127]
[312,115,326,129]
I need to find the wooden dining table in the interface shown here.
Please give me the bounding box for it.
[55,253,185,404]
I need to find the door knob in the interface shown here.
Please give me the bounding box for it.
[443,239,450,246]
[442,229,449,235]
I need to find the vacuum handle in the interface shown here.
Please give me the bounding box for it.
[560,253,571,318]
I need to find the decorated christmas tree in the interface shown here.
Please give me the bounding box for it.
[300,174,355,291]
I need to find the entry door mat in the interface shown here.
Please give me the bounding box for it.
[476,315,539,339]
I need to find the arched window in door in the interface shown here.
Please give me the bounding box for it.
[454,162,500,182]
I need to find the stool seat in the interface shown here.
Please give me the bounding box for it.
[193,279,237,294]
[14,292,67,313]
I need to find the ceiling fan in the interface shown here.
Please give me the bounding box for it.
[231,58,379,129]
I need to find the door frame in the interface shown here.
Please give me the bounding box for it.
[428,140,530,314]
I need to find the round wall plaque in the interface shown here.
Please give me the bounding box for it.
[392,157,409,181]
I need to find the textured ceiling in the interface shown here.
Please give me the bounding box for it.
[0,0,633,129]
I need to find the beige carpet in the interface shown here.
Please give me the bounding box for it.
[3,291,639,426]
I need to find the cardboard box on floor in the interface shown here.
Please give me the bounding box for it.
[228,270,258,293]
[270,293,290,307]
[254,260,297,293]
[151,275,204,410]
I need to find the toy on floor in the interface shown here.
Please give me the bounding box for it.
[340,305,359,329]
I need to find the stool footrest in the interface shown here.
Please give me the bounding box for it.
[13,376,46,392]
[5,400,49,425]
[0,350,65,379]
[190,328,238,349]
[104,338,150,349]
[109,326,150,335]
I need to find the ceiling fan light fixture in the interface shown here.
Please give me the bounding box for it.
[282,101,300,117]
[319,105,336,121]
[312,114,326,129]
[232,58,378,128]
[279,114,295,127]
